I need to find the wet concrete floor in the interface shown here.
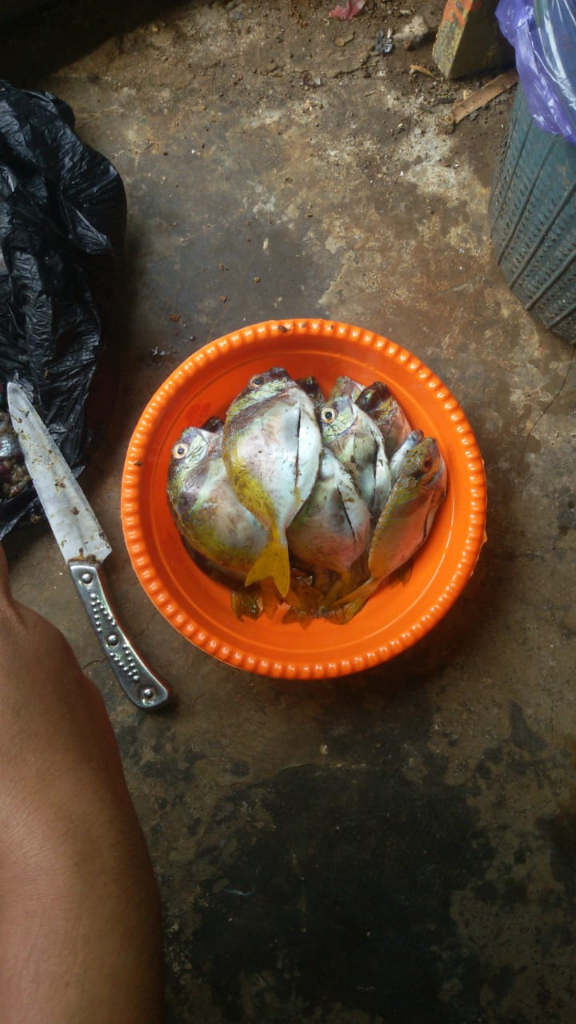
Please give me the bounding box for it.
[3,1,576,1021]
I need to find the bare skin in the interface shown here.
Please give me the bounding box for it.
[0,543,164,1024]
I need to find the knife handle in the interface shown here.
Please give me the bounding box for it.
[69,561,173,710]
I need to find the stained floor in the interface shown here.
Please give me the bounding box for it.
[3,2,576,1022]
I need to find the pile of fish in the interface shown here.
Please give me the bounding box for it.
[167,368,447,625]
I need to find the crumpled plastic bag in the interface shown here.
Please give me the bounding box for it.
[0,79,126,540]
[0,0,51,24]
[496,0,576,145]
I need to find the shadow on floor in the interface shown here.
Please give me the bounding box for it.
[0,0,198,86]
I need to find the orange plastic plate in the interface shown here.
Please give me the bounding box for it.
[121,320,487,679]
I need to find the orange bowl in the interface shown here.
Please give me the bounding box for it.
[121,319,487,679]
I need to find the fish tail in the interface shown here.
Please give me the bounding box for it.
[231,586,264,621]
[245,536,291,598]
[282,605,315,629]
[329,577,380,620]
[259,578,282,620]
[321,571,352,609]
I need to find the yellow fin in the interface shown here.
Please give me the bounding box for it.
[245,538,291,598]
[330,577,380,620]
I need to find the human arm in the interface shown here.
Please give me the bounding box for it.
[0,543,164,1024]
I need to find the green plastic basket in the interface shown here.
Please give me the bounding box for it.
[490,82,576,343]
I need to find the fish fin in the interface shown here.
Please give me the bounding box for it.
[282,605,315,629]
[286,577,325,616]
[298,614,315,631]
[231,586,264,621]
[313,567,333,593]
[260,578,282,620]
[330,576,379,616]
[321,571,352,608]
[388,560,413,587]
[321,598,366,624]
[245,538,291,598]
[324,591,374,623]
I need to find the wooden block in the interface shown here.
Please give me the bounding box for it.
[433,0,514,79]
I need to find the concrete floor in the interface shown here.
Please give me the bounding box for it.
[3,1,576,1022]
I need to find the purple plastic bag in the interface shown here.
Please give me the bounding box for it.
[496,0,576,146]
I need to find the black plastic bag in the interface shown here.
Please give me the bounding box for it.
[0,79,126,539]
[0,1,53,25]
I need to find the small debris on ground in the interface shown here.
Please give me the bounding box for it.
[329,0,366,21]
[394,14,434,50]
[409,64,436,80]
[335,33,355,47]
[451,69,519,125]
[168,313,180,322]
[374,28,394,56]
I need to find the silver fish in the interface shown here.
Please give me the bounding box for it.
[319,394,391,519]
[201,415,225,433]
[167,427,267,578]
[328,375,363,402]
[389,429,424,483]
[222,367,322,598]
[334,437,447,620]
[297,376,325,413]
[356,381,411,458]
[287,447,371,578]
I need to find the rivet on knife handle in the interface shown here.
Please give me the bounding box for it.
[69,561,172,710]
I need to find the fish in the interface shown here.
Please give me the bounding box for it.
[333,436,447,620]
[175,510,322,624]
[389,429,424,483]
[287,446,371,583]
[222,367,322,598]
[297,375,325,413]
[356,381,411,458]
[201,415,225,433]
[167,426,268,578]
[319,394,391,519]
[328,375,363,402]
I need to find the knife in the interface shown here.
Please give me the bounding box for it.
[6,382,172,711]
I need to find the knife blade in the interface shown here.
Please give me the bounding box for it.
[6,382,172,711]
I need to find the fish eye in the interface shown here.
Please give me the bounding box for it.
[320,406,336,423]
[422,457,432,470]
[172,442,189,460]
[249,374,265,389]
